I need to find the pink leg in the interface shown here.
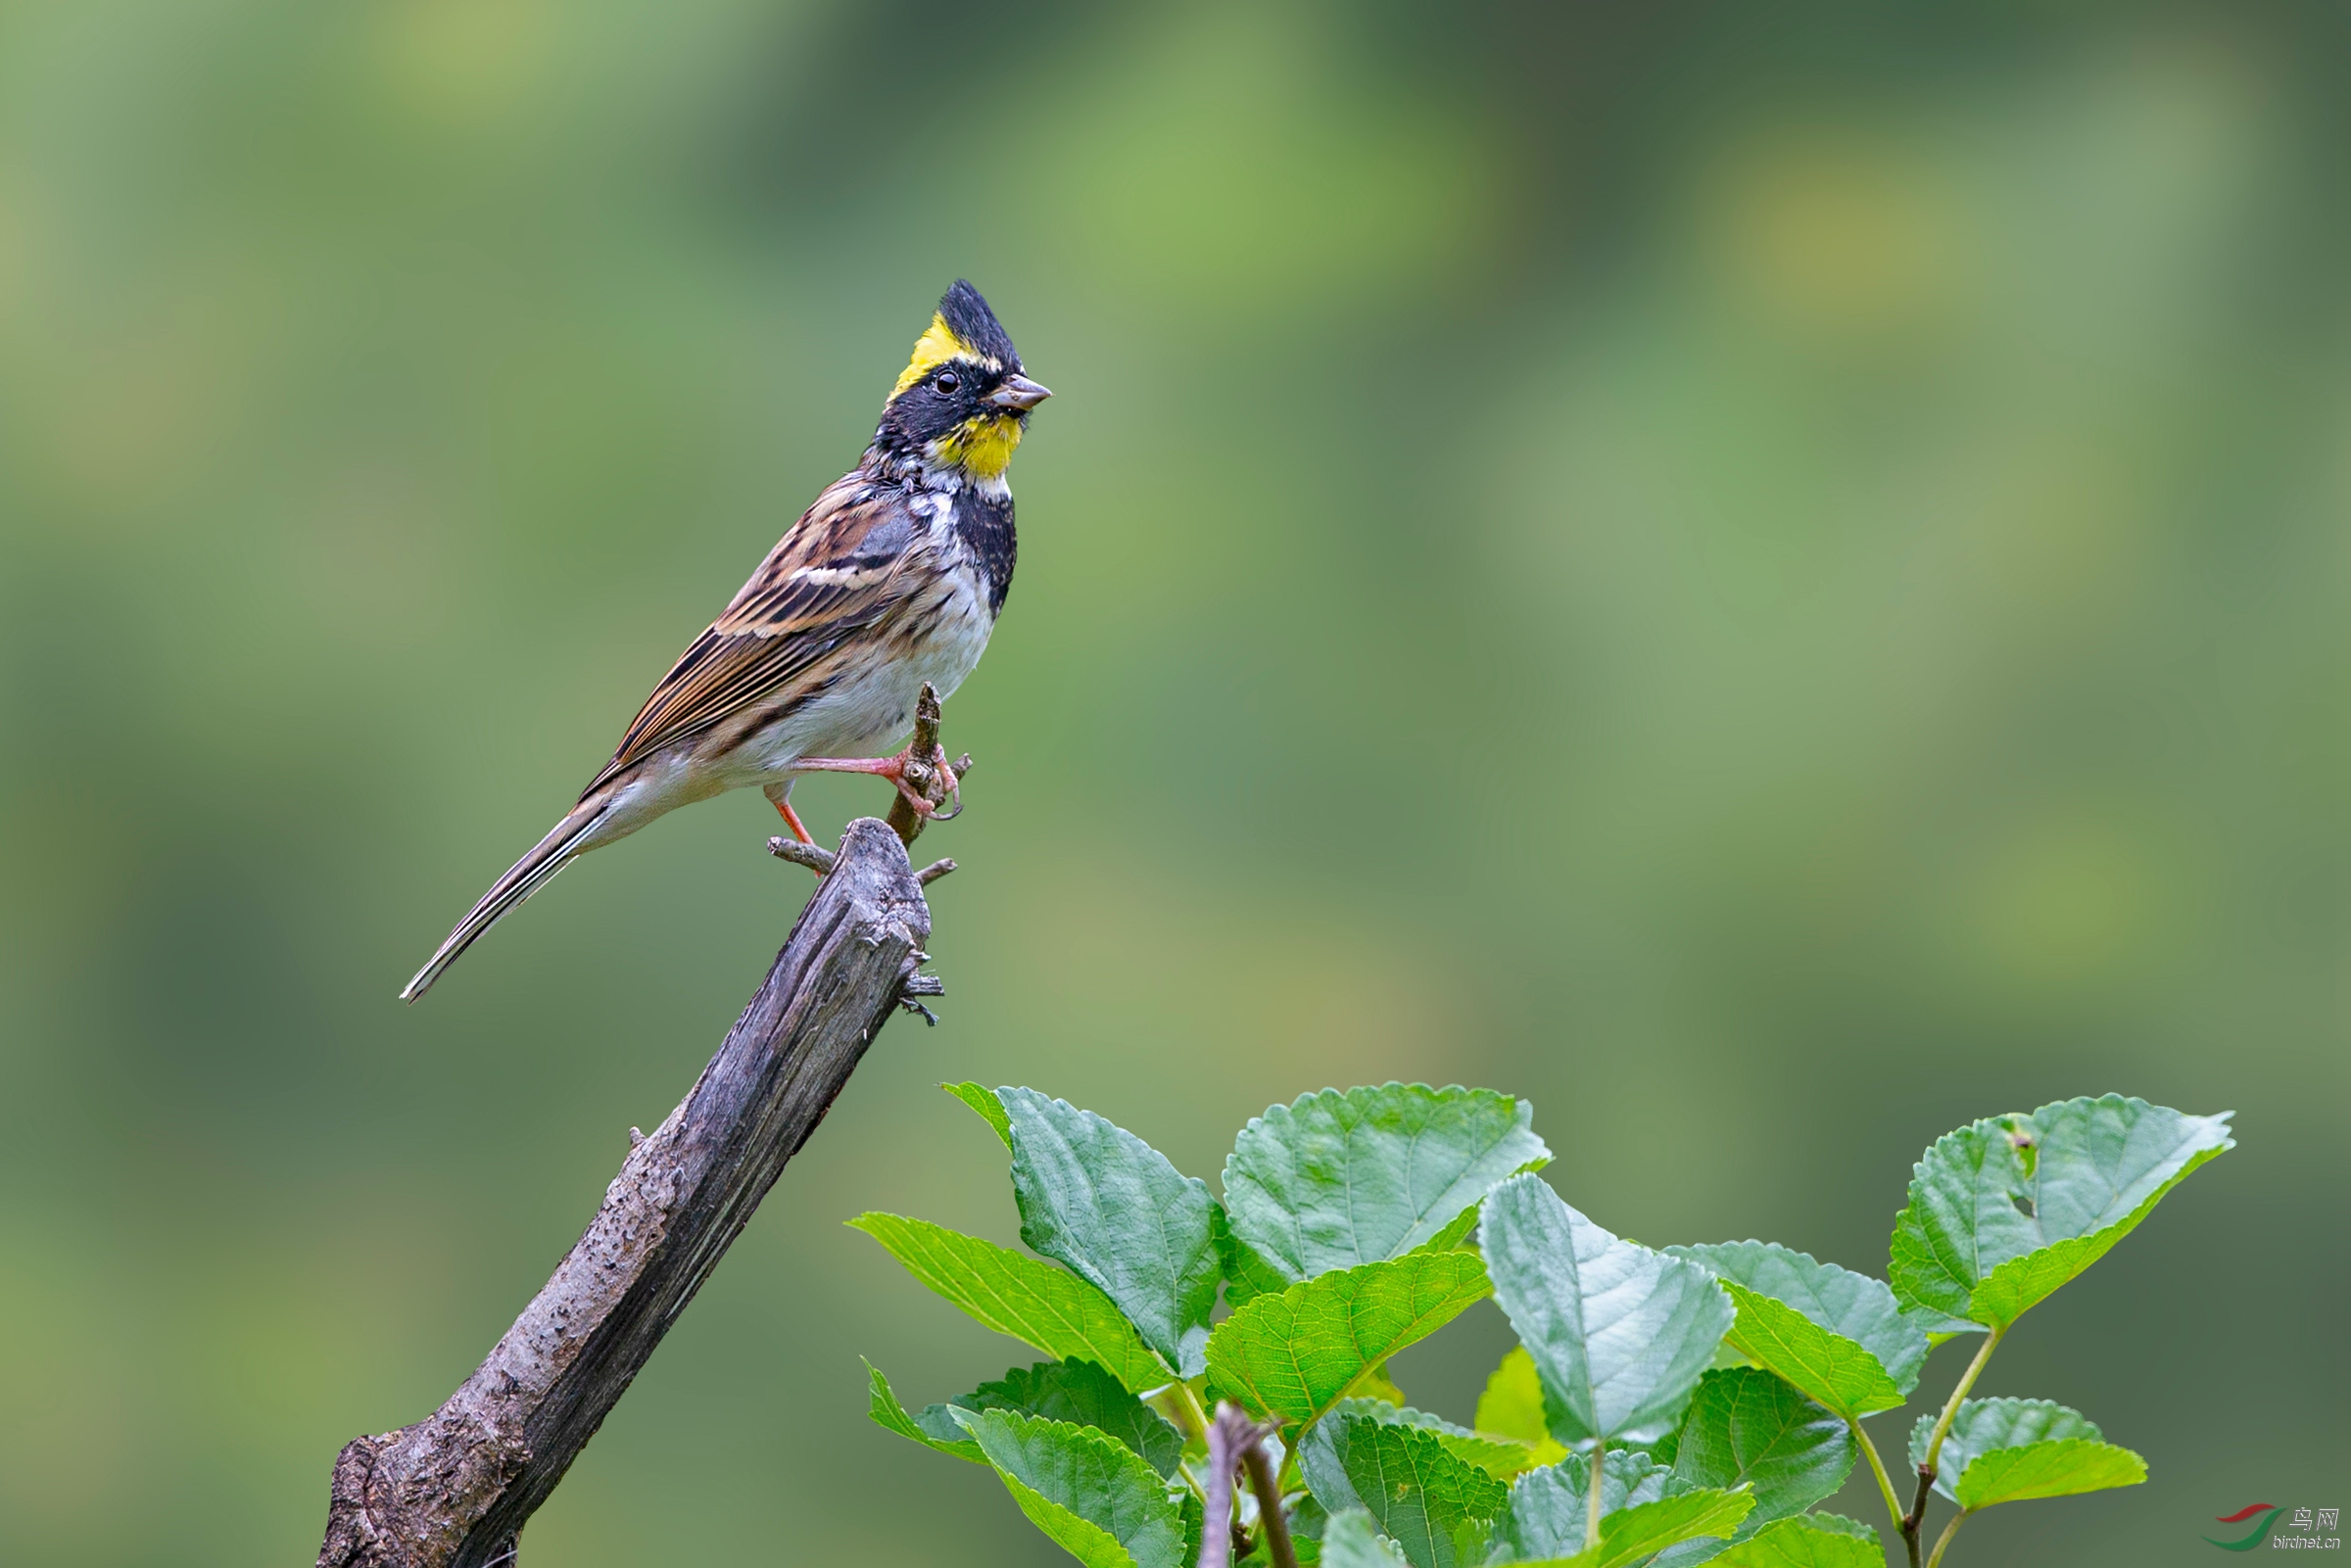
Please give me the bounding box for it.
[771,794,816,844]
[794,740,960,819]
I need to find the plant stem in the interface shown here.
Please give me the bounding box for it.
[1903,1469,1933,1568]
[1925,1510,1966,1568]
[1587,1440,1607,1554]
[1239,1426,1300,1568]
[1901,1327,2003,1567]
[1849,1418,1907,1543]
[1154,1382,1214,1504]
[1176,1380,1214,1448]
[1920,1328,2003,1478]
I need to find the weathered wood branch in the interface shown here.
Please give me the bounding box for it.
[317,816,936,1567]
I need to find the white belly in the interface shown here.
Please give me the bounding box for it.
[745,562,995,776]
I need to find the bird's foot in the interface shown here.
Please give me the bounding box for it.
[795,740,965,821]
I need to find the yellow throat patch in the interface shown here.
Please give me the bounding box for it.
[933,413,1022,480]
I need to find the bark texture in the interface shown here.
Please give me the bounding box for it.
[318,817,932,1568]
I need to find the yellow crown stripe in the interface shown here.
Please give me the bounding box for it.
[891,313,999,399]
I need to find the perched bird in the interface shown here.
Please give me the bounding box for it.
[401,281,1047,1001]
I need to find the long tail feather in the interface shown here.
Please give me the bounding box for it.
[401,802,607,1002]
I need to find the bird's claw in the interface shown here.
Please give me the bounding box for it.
[888,743,962,821]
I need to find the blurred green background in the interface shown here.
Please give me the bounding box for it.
[1,1,2344,1562]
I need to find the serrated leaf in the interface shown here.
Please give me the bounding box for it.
[1889,1096,2232,1329]
[1952,1438,2146,1509]
[1580,1489,1753,1568]
[1668,1243,1928,1400]
[953,1407,1197,1568]
[1298,1401,1446,1513]
[1322,1509,1414,1568]
[1425,1202,1488,1256]
[936,1358,1182,1478]
[1224,1085,1552,1285]
[1485,1449,1691,1561]
[1319,1414,1509,1568]
[1002,1089,1223,1377]
[944,1081,1013,1147]
[1205,1252,1491,1430]
[1475,1348,1570,1467]
[1632,1420,1682,1473]
[1317,1398,1544,1482]
[1908,1397,2105,1504]
[847,1212,1173,1392]
[1708,1514,1883,1568]
[1675,1277,1903,1423]
[1646,1368,1850,1564]
[1217,1201,1296,1310]
[1667,1368,1852,1521]
[1434,1429,1547,1482]
[863,1359,984,1462]
[1480,1175,1734,1444]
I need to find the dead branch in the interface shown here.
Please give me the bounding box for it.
[317,818,936,1567]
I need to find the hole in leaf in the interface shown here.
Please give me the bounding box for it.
[2011,1194,2037,1218]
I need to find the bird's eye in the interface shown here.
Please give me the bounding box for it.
[934,370,960,395]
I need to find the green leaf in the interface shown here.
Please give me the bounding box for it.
[953,1406,1198,1568]
[944,1080,1013,1147]
[847,1212,1173,1393]
[1216,1201,1296,1310]
[1906,1397,2135,1507]
[1668,1367,1853,1527]
[1485,1449,1691,1561]
[1315,1397,1544,1482]
[863,1359,984,1462]
[1952,1439,2147,1510]
[1480,1174,1734,1444]
[1708,1514,1884,1568]
[1579,1490,1753,1568]
[1907,1402,2148,1510]
[1306,1413,1509,1568]
[935,1358,1183,1478]
[1431,1429,1547,1483]
[1205,1251,1491,1430]
[1631,1420,1683,1472]
[1224,1085,1552,1284]
[1889,1096,2232,1329]
[1691,1282,1902,1423]
[1321,1509,1413,1568]
[1424,1202,1488,1255]
[1483,1453,1751,1568]
[1667,1243,1928,1399]
[1002,1089,1223,1377]
[1475,1348,1569,1467]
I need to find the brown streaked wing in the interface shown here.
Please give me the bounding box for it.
[579,477,923,796]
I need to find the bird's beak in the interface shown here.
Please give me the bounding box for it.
[986,374,1052,411]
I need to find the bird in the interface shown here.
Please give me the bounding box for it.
[400,280,1048,1002]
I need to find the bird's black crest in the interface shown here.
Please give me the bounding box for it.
[939,279,1022,370]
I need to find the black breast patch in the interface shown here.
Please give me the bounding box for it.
[956,491,1018,614]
